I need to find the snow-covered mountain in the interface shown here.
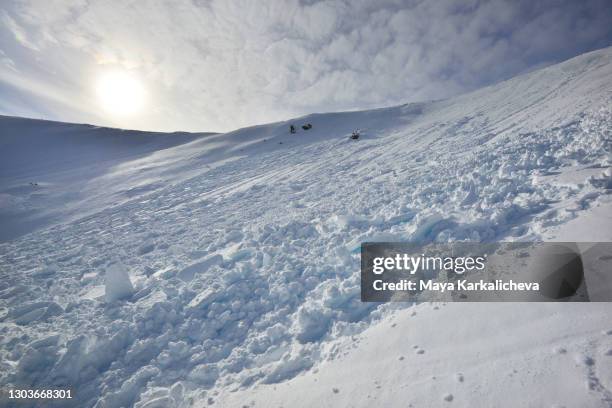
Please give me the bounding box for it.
[0,117,214,241]
[0,47,611,408]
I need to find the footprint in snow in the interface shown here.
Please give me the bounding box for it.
[332,388,340,394]
[416,349,425,355]
[553,346,567,354]
[443,393,453,402]
[455,373,464,382]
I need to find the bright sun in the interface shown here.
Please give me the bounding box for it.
[96,70,146,116]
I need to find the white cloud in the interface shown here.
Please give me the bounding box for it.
[0,0,610,132]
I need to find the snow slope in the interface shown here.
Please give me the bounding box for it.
[220,303,612,408]
[0,47,611,408]
[0,117,213,241]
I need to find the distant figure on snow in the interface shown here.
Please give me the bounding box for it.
[350,130,360,140]
[290,124,296,134]
[302,123,312,130]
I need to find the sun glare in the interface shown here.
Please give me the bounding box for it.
[96,70,146,116]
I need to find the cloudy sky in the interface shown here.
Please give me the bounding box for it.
[1,0,611,132]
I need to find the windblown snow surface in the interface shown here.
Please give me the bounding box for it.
[0,48,611,408]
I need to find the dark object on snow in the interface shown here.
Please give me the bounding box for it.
[290,125,296,134]
[302,123,312,130]
[350,130,360,140]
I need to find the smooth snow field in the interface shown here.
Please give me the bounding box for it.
[0,47,611,408]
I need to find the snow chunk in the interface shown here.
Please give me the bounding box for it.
[294,305,332,343]
[105,263,134,303]
[9,301,63,325]
[189,364,219,387]
[177,254,223,282]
